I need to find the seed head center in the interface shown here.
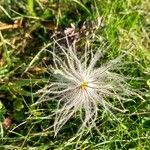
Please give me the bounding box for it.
[80,81,88,90]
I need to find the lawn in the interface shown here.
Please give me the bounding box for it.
[0,0,150,149]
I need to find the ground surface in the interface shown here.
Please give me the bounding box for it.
[0,0,150,149]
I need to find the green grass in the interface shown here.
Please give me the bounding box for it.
[0,0,150,149]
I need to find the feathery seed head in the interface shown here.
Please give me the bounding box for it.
[36,39,140,136]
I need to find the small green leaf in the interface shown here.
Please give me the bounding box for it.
[0,122,4,138]
[13,99,24,111]
[143,119,150,128]
[27,0,36,16]
[0,101,6,120]
[120,123,128,130]
[14,111,25,121]
[147,79,150,87]
[0,101,3,109]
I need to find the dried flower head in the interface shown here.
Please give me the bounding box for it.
[36,39,140,136]
[3,116,12,129]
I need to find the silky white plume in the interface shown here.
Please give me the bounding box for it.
[36,39,139,136]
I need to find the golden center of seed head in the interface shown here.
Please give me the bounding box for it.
[80,81,88,90]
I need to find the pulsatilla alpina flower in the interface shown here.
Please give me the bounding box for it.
[36,39,138,136]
